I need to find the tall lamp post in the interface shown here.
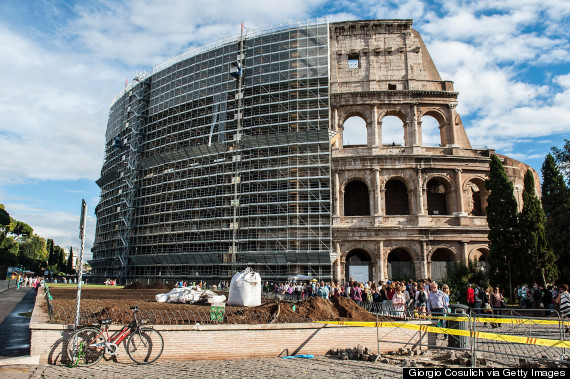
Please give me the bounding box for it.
[74,199,87,329]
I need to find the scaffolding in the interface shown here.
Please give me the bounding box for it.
[92,21,332,282]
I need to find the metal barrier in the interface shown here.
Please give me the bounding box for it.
[0,279,17,292]
[43,284,54,322]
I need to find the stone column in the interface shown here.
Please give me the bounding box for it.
[421,241,428,279]
[455,169,466,216]
[374,168,382,215]
[447,103,457,146]
[461,242,468,264]
[335,242,342,281]
[333,171,340,216]
[372,104,379,147]
[417,168,425,215]
[378,240,384,282]
[411,103,420,147]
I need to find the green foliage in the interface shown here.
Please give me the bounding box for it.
[442,260,489,304]
[0,207,10,226]
[551,139,570,183]
[518,170,558,284]
[66,247,74,274]
[18,235,48,275]
[541,153,570,279]
[485,155,520,291]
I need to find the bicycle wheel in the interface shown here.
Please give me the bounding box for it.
[126,328,164,364]
[66,327,106,366]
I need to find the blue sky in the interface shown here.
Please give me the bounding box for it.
[1,0,569,261]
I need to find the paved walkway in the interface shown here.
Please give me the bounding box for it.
[31,357,404,379]
[0,288,36,359]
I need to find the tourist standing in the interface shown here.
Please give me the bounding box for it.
[556,284,570,334]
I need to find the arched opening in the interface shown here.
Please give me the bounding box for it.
[420,115,441,146]
[471,248,490,272]
[381,116,405,146]
[427,178,450,215]
[344,181,370,216]
[387,248,413,280]
[467,179,488,216]
[430,248,456,280]
[385,179,409,215]
[343,116,367,146]
[345,249,372,283]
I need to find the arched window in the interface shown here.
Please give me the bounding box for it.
[421,115,441,147]
[344,181,370,216]
[343,116,367,146]
[430,248,455,280]
[381,116,405,146]
[427,178,449,215]
[467,179,488,216]
[387,249,413,280]
[346,249,372,283]
[385,179,409,215]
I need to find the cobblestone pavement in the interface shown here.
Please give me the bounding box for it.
[34,357,403,379]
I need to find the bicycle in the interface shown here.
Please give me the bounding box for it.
[66,306,164,366]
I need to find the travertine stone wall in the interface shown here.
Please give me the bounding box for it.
[329,20,537,282]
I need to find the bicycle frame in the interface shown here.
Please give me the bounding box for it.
[88,319,139,356]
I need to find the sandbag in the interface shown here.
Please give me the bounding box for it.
[228,267,262,307]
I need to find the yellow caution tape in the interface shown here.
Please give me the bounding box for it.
[314,320,570,349]
[416,314,570,325]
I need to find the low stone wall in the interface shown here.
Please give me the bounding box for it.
[30,288,430,364]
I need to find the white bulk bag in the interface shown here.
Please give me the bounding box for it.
[228,267,262,307]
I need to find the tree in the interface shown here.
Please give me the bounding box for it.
[485,155,520,293]
[541,154,570,278]
[518,170,558,284]
[57,246,66,273]
[47,239,54,266]
[19,235,48,275]
[0,205,18,279]
[66,247,74,274]
[551,139,570,183]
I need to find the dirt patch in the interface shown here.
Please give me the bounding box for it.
[123,281,170,290]
[45,287,378,325]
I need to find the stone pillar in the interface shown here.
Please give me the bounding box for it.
[447,103,457,146]
[461,242,468,264]
[374,169,382,216]
[455,169,466,216]
[378,240,384,282]
[333,171,340,216]
[421,241,428,279]
[411,103,420,147]
[335,242,342,281]
[417,168,425,215]
[333,107,340,149]
[373,104,379,147]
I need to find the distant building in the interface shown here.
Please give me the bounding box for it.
[91,19,535,284]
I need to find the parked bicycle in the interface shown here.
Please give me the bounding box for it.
[66,306,164,366]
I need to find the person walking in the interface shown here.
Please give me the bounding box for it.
[491,286,504,328]
[556,284,570,334]
[392,285,407,318]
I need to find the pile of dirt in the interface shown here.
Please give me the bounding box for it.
[123,281,170,290]
[292,296,377,322]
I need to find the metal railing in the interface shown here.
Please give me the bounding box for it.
[0,279,17,292]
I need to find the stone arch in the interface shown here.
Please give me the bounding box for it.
[384,177,411,215]
[419,107,450,146]
[464,177,489,216]
[425,175,453,215]
[429,246,457,280]
[342,116,367,146]
[345,248,373,283]
[469,246,490,272]
[336,107,373,148]
[419,110,446,147]
[380,110,407,146]
[387,247,414,280]
[344,179,371,216]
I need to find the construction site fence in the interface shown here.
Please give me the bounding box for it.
[323,306,570,368]
[0,279,17,292]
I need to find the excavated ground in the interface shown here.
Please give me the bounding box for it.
[45,286,378,325]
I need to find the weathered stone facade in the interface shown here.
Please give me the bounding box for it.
[329,20,536,282]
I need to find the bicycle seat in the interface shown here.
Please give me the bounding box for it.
[99,318,113,325]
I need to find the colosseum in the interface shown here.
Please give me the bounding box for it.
[91,19,534,284]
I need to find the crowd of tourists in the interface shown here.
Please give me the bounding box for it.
[11,275,44,291]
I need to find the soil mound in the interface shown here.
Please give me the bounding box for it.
[288,296,377,322]
[123,281,170,290]
[123,281,144,290]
